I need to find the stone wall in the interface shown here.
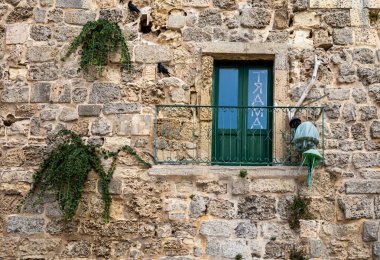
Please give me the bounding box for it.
[1,0,380,259]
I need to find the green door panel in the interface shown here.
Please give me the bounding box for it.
[212,61,273,165]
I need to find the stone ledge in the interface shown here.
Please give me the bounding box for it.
[149,165,307,179]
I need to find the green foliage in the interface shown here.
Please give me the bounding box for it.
[289,246,308,260]
[62,19,131,72]
[369,11,379,23]
[270,236,276,241]
[189,194,195,200]
[239,169,248,178]
[28,130,150,223]
[235,254,243,260]
[287,195,314,230]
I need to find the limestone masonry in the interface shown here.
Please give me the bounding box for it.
[0,0,380,259]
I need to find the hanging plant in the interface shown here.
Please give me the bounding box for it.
[27,130,150,223]
[62,19,131,72]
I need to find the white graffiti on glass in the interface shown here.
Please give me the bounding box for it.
[250,73,266,129]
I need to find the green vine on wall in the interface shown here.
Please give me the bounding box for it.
[28,130,151,223]
[62,19,131,72]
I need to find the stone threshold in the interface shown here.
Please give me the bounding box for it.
[149,165,307,179]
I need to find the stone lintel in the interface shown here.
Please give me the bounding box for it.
[200,42,288,70]
[149,165,307,179]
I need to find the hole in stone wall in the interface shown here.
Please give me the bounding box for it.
[3,114,16,126]
[139,15,152,34]
[288,15,294,27]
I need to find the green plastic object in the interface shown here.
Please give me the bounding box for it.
[292,121,320,152]
[303,148,323,189]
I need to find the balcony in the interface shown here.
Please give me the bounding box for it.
[154,105,324,166]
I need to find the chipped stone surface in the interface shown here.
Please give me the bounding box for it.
[0,0,380,259]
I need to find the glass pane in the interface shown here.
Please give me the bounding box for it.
[218,68,239,129]
[247,69,268,129]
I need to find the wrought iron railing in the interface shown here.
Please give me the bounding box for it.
[154,105,324,166]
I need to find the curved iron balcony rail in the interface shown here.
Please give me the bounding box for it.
[154,105,325,166]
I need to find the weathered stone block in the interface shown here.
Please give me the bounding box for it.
[1,83,29,103]
[346,181,380,194]
[26,46,57,62]
[329,123,349,139]
[355,28,378,46]
[59,107,78,122]
[182,28,211,42]
[251,179,296,193]
[273,9,289,29]
[64,10,96,25]
[78,105,102,117]
[264,241,290,259]
[338,195,373,219]
[360,106,378,121]
[56,0,89,9]
[103,103,141,115]
[352,153,379,168]
[369,84,380,103]
[6,24,29,44]
[134,45,172,63]
[213,0,235,9]
[310,0,352,8]
[261,223,295,240]
[30,25,52,41]
[30,82,51,103]
[0,237,19,257]
[235,221,257,238]
[351,123,367,141]
[352,88,367,103]
[293,12,320,27]
[333,28,353,45]
[198,9,222,27]
[62,241,91,258]
[131,114,152,135]
[183,0,210,7]
[28,62,58,81]
[342,103,356,122]
[353,48,375,64]
[313,29,333,49]
[196,180,227,194]
[89,83,120,103]
[91,117,112,135]
[207,198,236,219]
[5,215,44,234]
[309,239,322,258]
[324,11,350,27]
[240,8,271,29]
[371,121,380,138]
[19,238,61,256]
[166,14,186,30]
[34,7,46,23]
[363,221,379,242]
[206,238,250,258]
[99,9,122,23]
[232,178,250,195]
[200,220,236,237]
[326,88,350,100]
[237,195,276,220]
[189,195,208,218]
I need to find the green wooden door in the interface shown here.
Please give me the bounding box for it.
[212,61,273,165]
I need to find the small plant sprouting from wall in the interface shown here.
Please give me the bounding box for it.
[26,130,151,223]
[289,245,308,260]
[62,19,131,72]
[235,254,243,260]
[239,169,248,178]
[369,10,379,24]
[287,195,314,230]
